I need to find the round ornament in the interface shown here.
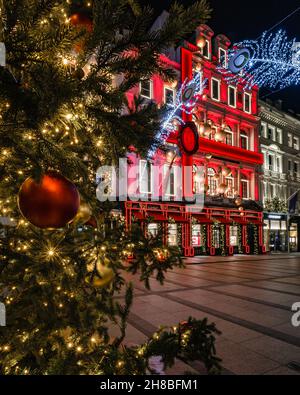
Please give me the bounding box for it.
[18,171,80,229]
[182,83,196,103]
[85,258,115,288]
[178,122,199,156]
[229,48,251,74]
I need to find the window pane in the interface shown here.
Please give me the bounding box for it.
[164,88,174,104]
[140,80,151,98]
[212,79,220,100]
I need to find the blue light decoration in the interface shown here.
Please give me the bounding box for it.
[147,71,206,159]
[220,30,300,90]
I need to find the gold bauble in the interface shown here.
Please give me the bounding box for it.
[85,258,115,288]
[73,202,92,225]
[197,121,205,136]
[235,198,242,206]
[205,153,212,161]
[238,206,244,212]
[240,212,245,217]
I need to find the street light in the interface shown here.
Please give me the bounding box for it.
[286,189,300,254]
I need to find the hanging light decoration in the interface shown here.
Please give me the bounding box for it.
[197,36,207,49]
[214,128,226,142]
[235,197,242,206]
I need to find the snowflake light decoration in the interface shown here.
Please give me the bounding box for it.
[147,71,206,159]
[220,30,300,90]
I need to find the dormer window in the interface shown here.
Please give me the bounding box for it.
[202,39,210,59]
[219,47,227,68]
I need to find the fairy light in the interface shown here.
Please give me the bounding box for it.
[220,30,300,90]
[147,71,206,159]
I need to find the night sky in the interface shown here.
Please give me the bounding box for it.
[145,0,300,114]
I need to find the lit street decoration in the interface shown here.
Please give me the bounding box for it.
[220,30,300,90]
[147,72,206,158]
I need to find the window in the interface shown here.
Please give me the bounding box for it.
[293,137,299,150]
[276,128,282,144]
[288,159,292,174]
[219,47,227,68]
[268,154,274,171]
[276,156,282,173]
[212,227,220,248]
[240,133,249,150]
[148,223,158,238]
[192,224,201,247]
[202,39,210,59]
[211,78,220,101]
[288,133,293,147]
[230,226,238,246]
[139,160,152,194]
[294,162,299,177]
[225,129,233,145]
[164,87,175,104]
[226,177,234,197]
[241,179,249,199]
[140,80,152,99]
[228,86,236,107]
[244,92,251,113]
[270,184,276,198]
[261,122,267,138]
[207,168,217,195]
[268,125,275,141]
[168,224,178,246]
[163,164,175,197]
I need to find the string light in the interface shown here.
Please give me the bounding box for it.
[220,30,300,90]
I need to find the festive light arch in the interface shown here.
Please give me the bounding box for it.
[221,30,300,90]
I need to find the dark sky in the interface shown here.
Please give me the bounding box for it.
[145,0,300,113]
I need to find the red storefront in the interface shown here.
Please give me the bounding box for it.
[125,24,265,257]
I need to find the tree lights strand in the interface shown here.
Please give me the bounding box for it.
[147,72,206,159]
[220,30,300,90]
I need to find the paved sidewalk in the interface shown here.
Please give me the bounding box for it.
[113,254,300,375]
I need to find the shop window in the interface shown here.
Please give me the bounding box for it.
[139,160,152,194]
[211,78,220,101]
[140,80,152,99]
[228,86,236,107]
[192,224,202,247]
[164,87,175,104]
[212,227,220,248]
[148,223,158,238]
[244,92,251,113]
[230,226,238,246]
[168,224,178,246]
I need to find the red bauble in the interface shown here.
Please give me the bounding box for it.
[18,171,80,229]
[70,13,93,32]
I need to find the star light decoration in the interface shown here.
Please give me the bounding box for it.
[220,30,300,90]
[147,71,206,159]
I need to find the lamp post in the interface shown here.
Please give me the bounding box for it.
[286,189,300,254]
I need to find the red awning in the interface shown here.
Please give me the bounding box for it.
[148,213,168,222]
[213,217,232,224]
[168,214,189,223]
[191,215,213,224]
[231,217,248,224]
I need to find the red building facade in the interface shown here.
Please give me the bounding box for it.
[125,24,265,257]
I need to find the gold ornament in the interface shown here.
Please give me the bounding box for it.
[203,122,212,137]
[85,258,115,288]
[73,202,92,225]
[238,206,244,212]
[235,198,242,206]
[205,153,212,161]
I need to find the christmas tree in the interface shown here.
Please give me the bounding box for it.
[0,0,221,374]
